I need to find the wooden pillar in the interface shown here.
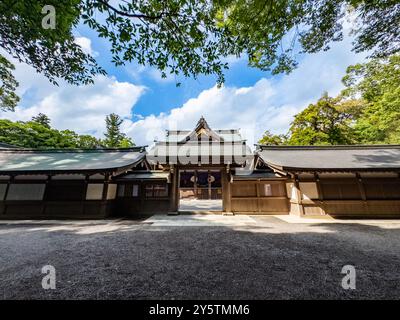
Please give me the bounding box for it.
[169,165,179,213]
[222,167,232,213]
[256,180,261,213]
[314,172,323,201]
[208,170,212,199]
[175,169,180,210]
[41,174,51,216]
[194,170,198,199]
[102,173,110,200]
[314,172,325,215]
[293,174,304,216]
[139,180,145,210]
[3,175,13,215]
[82,174,90,215]
[356,172,367,201]
[4,175,13,199]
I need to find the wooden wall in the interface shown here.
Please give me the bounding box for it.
[0,177,116,219]
[0,177,171,220]
[2,171,400,218]
[290,173,400,218]
[0,200,114,219]
[115,180,171,216]
[229,180,289,214]
[300,200,400,217]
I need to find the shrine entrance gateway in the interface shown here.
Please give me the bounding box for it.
[178,168,223,211]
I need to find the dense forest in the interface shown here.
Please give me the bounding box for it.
[259,54,400,146]
[0,113,134,149]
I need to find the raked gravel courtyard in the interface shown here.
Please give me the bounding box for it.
[1,214,400,299]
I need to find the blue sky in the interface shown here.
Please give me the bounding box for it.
[0,20,367,148]
[76,23,269,117]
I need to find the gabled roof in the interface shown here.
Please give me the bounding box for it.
[164,117,245,143]
[183,116,222,142]
[256,145,400,172]
[149,117,251,165]
[147,141,253,165]
[0,147,146,174]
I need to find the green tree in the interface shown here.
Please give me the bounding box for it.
[287,93,355,145]
[0,118,102,148]
[0,0,105,86]
[1,0,399,105]
[341,54,400,143]
[103,113,134,148]
[0,54,19,111]
[31,113,51,128]
[77,134,103,148]
[81,0,400,81]
[258,130,287,145]
[59,129,103,148]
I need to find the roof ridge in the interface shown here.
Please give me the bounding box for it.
[153,141,248,145]
[0,146,147,153]
[167,129,239,133]
[256,144,400,150]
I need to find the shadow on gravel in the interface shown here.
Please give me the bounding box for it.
[0,219,400,300]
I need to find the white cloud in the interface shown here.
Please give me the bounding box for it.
[0,55,146,138]
[1,26,367,148]
[74,36,99,57]
[125,34,367,148]
[126,64,177,84]
[222,54,245,65]
[125,79,296,148]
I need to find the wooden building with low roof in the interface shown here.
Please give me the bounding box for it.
[255,145,400,217]
[0,117,400,219]
[0,147,149,218]
[147,116,254,213]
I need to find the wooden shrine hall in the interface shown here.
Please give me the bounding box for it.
[0,117,400,219]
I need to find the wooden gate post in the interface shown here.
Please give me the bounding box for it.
[169,165,179,214]
[222,167,232,214]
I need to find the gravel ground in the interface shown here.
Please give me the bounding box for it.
[0,215,400,300]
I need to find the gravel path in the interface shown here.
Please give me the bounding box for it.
[0,215,400,299]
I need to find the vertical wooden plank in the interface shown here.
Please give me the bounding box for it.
[194,170,198,199]
[3,175,12,215]
[314,172,323,201]
[221,169,227,211]
[222,167,232,213]
[82,174,90,216]
[256,180,261,213]
[293,174,304,216]
[356,172,367,201]
[140,180,145,212]
[169,165,178,212]
[41,174,51,216]
[102,173,109,200]
[208,169,211,199]
[175,169,180,210]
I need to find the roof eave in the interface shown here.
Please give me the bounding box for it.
[277,166,400,173]
[0,154,146,176]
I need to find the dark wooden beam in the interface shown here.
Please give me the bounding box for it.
[221,168,232,213]
[169,165,179,212]
[314,172,323,201]
[293,174,304,216]
[356,172,367,201]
